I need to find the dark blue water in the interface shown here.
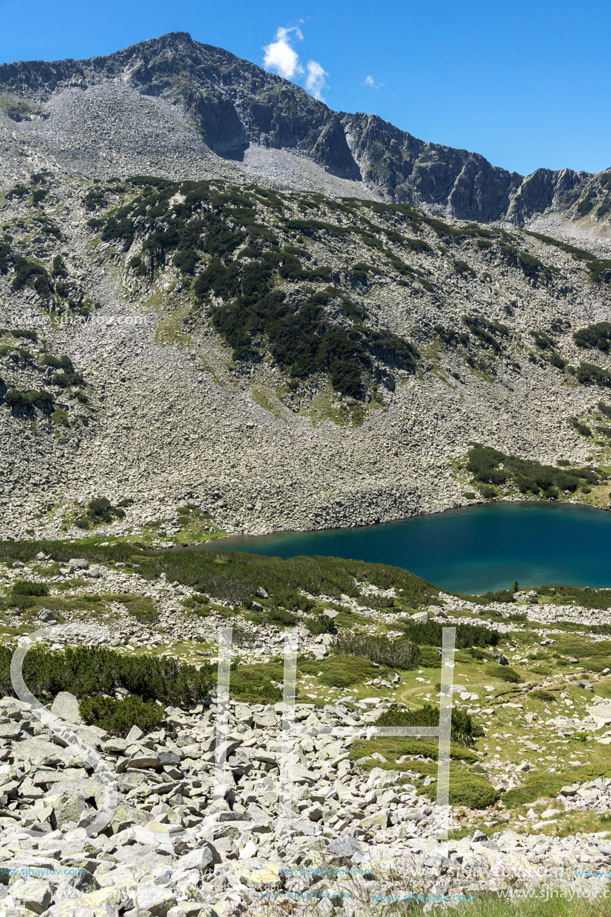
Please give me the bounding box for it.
[207,502,611,594]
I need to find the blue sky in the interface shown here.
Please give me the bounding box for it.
[0,0,609,176]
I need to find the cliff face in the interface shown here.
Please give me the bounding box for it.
[0,31,609,228]
[340,112,593,224]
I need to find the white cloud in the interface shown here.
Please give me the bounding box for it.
[305,60,328,101]
[364,74,382,89]
[263,26,304,79]
[263,26,329,101]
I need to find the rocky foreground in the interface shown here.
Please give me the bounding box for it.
[1,692,610,917]
[1,549,611,914]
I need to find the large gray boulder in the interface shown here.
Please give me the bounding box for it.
[50,691,83,725]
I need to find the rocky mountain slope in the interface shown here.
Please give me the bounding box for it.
[1,166,611,539]
[0,35,610,540]
[1,32,611,233]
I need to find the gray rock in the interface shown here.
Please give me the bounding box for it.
[412,611,429,624]
[327,835,364,861]
[50,691,83,725]
[10,878,52,915]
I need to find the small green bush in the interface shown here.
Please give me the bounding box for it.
[453,259,476,277]
[574,322,611,352]
[376,703,484,746]
[531,689,556,703]
[52,408,69,426]
[303,614,337,635]
[334,633,420,669]
[3,387,54,415]
[76,497,126,529]
[576,362,611,388]
[12,580,49,597]
[570,418,592,437]
[423,772,499,809]
[80,694,164,736]
[248,605,297,627]
[399,620,499,649]
[485,664,522,683]
[503,773,570,808]
[417,645,442,667]
[228,660,284,703]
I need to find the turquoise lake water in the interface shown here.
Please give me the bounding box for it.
[207,502,611,594]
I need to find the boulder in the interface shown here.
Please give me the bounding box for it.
[10,878,52,914]
[50,692,83,725]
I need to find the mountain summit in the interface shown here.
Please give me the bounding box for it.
[1,32,610,229]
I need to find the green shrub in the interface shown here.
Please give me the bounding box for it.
[462,314,508,353]
[248,605,297,627]
[334,632,420,669]
[228,660,284,703]
[3,387,54,415]
[453,259,476,277]
[350,736,477,766]
[0,645,212,707]
[76,497,126,529]
[52,408,69,426]
[83,188,108,211]
[0,541,440,615]
[103,594,158,624]
[575,362,611,388]
[423,772,499,809]
[466,443,607,496]
[538,585,611,610]
[12,580,49,597]
[573,322,611,352]
[503,772,571,808]
[570,418,592,437]
[531,689,556,703]
[546,350,568,369]
[485,664,522,683]
[417,645,442,667]
[80,694,164,736]
[303,614,337,635]
[499,244,554,283]
[399,620,499,649]
[376,703,484,746]
[586,258,611,285]
[11,256,52,299]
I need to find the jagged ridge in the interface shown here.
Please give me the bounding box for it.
[1,32,611,227]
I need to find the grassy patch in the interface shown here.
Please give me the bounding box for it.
[300,653,382,688]
[350,736,478,768]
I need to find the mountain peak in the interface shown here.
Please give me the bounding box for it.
[0,35,608,228]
